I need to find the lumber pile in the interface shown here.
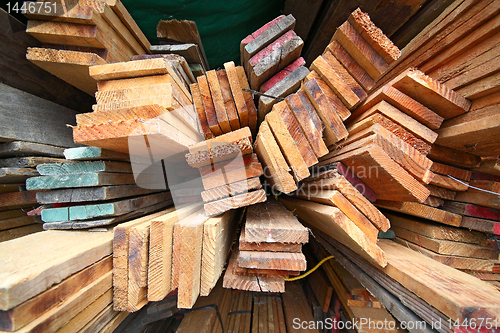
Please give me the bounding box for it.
[72,58,201,155]
[319,67,473,204]
[240,15,311,120]
[372,0,500,156]
[314,229,500,327]
[25,146,172,230]
[114,202,242,311]
[0,229,126,333]
[189,61,258,138]
[307,237,400,332]
[223,200,308,292]
[24,0,150,95]
[186,128,266,216]
[156,19,210,74]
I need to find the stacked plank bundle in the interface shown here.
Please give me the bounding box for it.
[312,230,500,332]
[25,146,171,230]
[73,58,201,156]
[153,19,210,77]
[24,0,150,95]
[191,61,258,139]
[0,229,128,333]
[373,0,500,158]
[240,14,310,120]
[318,68,472,207]
[186,128,266,217]
[223,200,308,292]
[281,163,390,267]
[0,142,77,241]
[255,86,349,194]
[307,237,400,332]
[113,205,241,311]
[308,8,400,116]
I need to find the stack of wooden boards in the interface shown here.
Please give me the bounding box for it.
[320,68,471,204]
[313,228,500,331]
[113,205,242,310]
[254,86,348,194]
[373,0,500,157]
[307,237,400,332]
[25,146,171,230]
[0,229,130,333]
[280,163,390,267]
[223,200,308,292]
[72,58,202,156]
[24,0,150,95]
[190,61,258,139]
[176,281,318,333]
[186,128,266,217]
[153,19,209,77]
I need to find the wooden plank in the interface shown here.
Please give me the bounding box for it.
[26,173,135,191]
[0,230,112,310]
[0,225,42,243]
[352,85,443,130]
[217,70,240,131]
[428,144,481,169]
[173,211,209,308]
[302,79,348,146]
[200,210,239,296]
[245,199,308,244]
[468,180,500,194]
[386,212,488,246]
[239,228,302,252]
[304,71,351,120]
[322,50,367,101]
[201,177,262,203]
[224,61,249,128]
[310,55,360,109]
[36,161,131,176]
[395,238,497,272]
[0,142,64,159]
[266,111,309,181]
[286,93,328,158]
[203,190,267,217]
[190,83,214,140]
[0,157,65,169]
[63,147,130,162]
[254,121,297,194]
[149,205,202,302]
[258,66,310,120]
[331,21,389,80]
[260,57,305,93]
[390,68,471,119]
[294,190,379,242]
[0,216,35,232]
[348,8,401,64]
[282,282,320,333]
[273,101,317,167]
[0,256,112,331]
[200,155,263,190]
[349,100,438,144]
[429,172,469,191]
[0,83,78,147]
[393,226,498,259]
[206,70,231,133]
[0,190,39,210]
[375,200,462,227]
[280,196,386,267]
[237,251,306,271]
[150,44,203,68]
[236,66,258,134]
[454,191,500,210]
[430,162,471,181]
[330,144,430,202]
[243,14,296,64]
[460,215,500,235]
[26,20,131,61]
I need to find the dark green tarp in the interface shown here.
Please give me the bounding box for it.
[122,0,286,69]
